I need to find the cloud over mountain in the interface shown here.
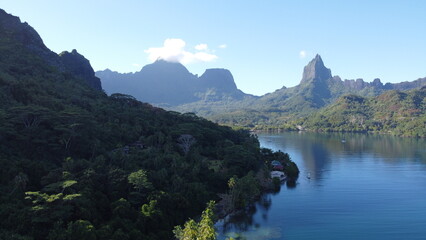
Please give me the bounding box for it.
[145,38,218,64]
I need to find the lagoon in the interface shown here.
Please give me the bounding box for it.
[217,132,426,240]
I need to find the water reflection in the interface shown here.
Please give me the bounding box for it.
[217,194,283,240]
[260,132,426,176]
[217,132,426,240]
[222,226,283,240]
[219,194,273,234]
[286,179,297,189]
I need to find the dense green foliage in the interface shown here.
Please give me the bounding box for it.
[173,201,217,240]
[174,84,426,137]
[0,70,263,239]
[300,88,426,137]
[0,14,298,239]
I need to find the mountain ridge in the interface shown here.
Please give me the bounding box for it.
[168,55,426,127]
[0,9,102,91]
[98,54,425,110]
[96,60,255,106]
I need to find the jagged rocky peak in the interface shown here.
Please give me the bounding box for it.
[0,8,62,68]
[59,49,102,90]
[199,68,237,92]
[0,9,45,50]
[301,54,332,84]
[371,78,383,88]
[0,9,102,90]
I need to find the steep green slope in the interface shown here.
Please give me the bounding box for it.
[300,88,426,137]
[0,9,298,240]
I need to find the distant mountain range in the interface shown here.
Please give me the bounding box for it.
[246,54,426,114]
[96,54,426,130]
[97,60,255,106]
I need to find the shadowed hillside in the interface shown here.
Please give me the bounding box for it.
[0,8,298,239]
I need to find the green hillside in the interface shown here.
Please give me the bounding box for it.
[0,9,298,240]
[300,88,426,137]
[173,56,426,136]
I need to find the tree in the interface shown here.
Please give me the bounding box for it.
[173,201,217,240]
[128,169,152,192]
[177,134,196,155]
[65,220,96,240]
[141,200,160,217]
[197,201,216,240]
[13,172,29,192]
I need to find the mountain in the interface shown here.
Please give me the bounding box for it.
[97,53,425,128]
[255,54,425,114]
[176,55,426,128]
[300,87,426,137]
[59,49,102,90]
[197,68,248,101]
[96,61,254,106]
[0,9,101,91]
[0,8,295,240]
[300,54,332,84]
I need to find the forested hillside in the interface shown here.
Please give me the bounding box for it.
[299,87,426,137]
[0,9,298,239]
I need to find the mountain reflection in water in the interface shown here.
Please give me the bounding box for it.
[217,132,426,240]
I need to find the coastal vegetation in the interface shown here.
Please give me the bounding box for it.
[0,9,298,239]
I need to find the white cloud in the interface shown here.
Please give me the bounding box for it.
[195,43,208,51]
[299,50,307,59]
[132,63,141,68]
[144,38,218,64]
[193,52,218,62]
[219,44,227,49]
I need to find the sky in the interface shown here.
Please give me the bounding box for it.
[1,0,426,96]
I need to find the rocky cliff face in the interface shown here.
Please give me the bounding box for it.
[0,9,101,90]
[342,77,426,91]
[59,50,102,90]
[388,77,426,90]
[300,54,332,84]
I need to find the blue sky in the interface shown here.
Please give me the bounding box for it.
[1,0,425,96]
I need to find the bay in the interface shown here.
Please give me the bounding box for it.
[217,132,426,240]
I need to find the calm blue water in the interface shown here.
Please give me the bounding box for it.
[217,132,426,240]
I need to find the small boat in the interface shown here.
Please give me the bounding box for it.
[341,139,346,143]
[307,172,311,179]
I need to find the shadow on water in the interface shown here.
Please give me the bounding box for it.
[218,132,426,240]
[217,193,284,240]
[219,194,273,233]
[286,178,297,189]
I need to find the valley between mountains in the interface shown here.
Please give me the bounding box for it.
[97,55,426,137]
